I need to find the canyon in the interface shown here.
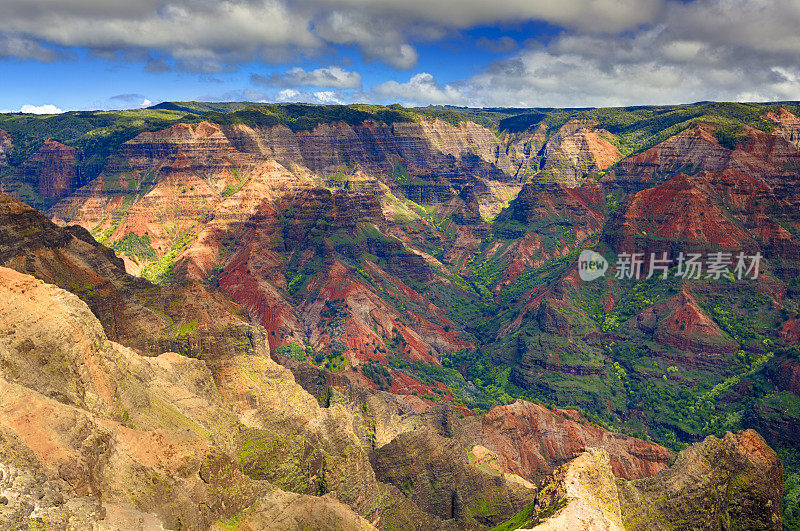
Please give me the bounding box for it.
[0,101,797,529]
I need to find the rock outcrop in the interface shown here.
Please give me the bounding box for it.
[537,120,621,186]
[609,123,732,192]
[527,448,625,531]
[369,428,531,525]
[637,287,739,356]
[0,192,253,361]
[617,430,783,530]
[462,400,673,482]
[0,205,541,529]
[0,265,430,529]
[606,169,800,260]
[0,103,795,529]
[21,140,81,201]
[488,430,782,530]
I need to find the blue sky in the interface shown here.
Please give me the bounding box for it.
[1,0,800,113]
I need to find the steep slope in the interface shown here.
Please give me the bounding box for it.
[0,192,252,361]
[536,119,622,186]
[528,448,625,531]
[47,120,490,382]
[618,430,783,530]
[0,128,11,168]
[0,261,685,530]
[460,400,673,481]
[492,430,782,531]
[0,266,384,529]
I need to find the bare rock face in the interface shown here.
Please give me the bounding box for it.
[0,192,254,361]
[369,428,532,526]
[0,267,268,529]
[213,490,378,530]
[113,121,255,176]
[767,107,800,151]
[493,431,781,530]
[609,123,732,192]
[504,120,621,186]
[537,120,621,186]
[0,263,530,530]
[21,140,81,201]
[0,265,393,529]
[0,461,170,530]
[226,118,515,181]
[462,400,673,482]
[527,448,624,531]
[504,179,605,230]
[617,430,783,530]
[637,287,739,356]
[220,118,519,216]
[606,169,800,260]
[505,122,548,180]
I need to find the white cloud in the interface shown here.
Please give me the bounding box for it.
[141,98,152,107]
[18,104,64,114]
[277,89,300,100]
[273,88,347,104]
[374,72,467,106]
[252,66,361,88]
[313,91,343,104]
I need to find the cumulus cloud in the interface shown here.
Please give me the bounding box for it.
[5,104,65,114]
[374,73,467,106]
[273,88,347,104]
[252,66,361,88]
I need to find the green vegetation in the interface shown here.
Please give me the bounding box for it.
[496,101,796,158]
[109,232,156,263]
[176,318,199,338]
[389,351,497,410]
[141,228,196,284]
[2,100,796,212]
[275,342,314,362]
[187,103,417,132]
[362,360,393,390]
[784,454,800,531]
[0,108,184,188]
[490,498,568,530]
[238,430,326,495]
[4,100,800,520]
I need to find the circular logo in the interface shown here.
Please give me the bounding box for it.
[578,250,608,281]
